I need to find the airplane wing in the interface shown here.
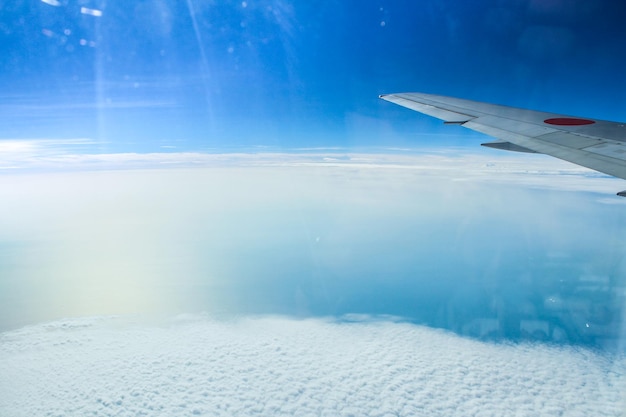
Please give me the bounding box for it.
[380,92,626,195]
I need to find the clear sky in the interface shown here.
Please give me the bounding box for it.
[1,2,626,414]
[2,0,626,152]
[1,0,626,334]
[1,0,626,341]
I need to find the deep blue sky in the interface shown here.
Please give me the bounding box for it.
[2,2,626,350]
[2,0,626,151]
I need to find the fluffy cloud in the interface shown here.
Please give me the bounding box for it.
[1,315,624,416]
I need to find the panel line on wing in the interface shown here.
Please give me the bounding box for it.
[535,132,604,149]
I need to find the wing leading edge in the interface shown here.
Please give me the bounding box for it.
[380,92,626,194]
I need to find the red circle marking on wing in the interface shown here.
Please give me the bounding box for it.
[544,118,595,126]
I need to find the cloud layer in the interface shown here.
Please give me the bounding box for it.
[1,315,624,416]
[1,152,625,342]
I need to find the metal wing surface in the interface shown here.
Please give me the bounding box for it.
[380,92,626,188]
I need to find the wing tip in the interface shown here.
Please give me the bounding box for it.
[379,93,399,102]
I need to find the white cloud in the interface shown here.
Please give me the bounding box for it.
[0,138,96,170]
[0,315,624,416]
[0,147,622,198]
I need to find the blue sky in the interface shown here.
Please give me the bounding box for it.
[1,4,626,413]
[2,0,626,152]
[1,1,626,348]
